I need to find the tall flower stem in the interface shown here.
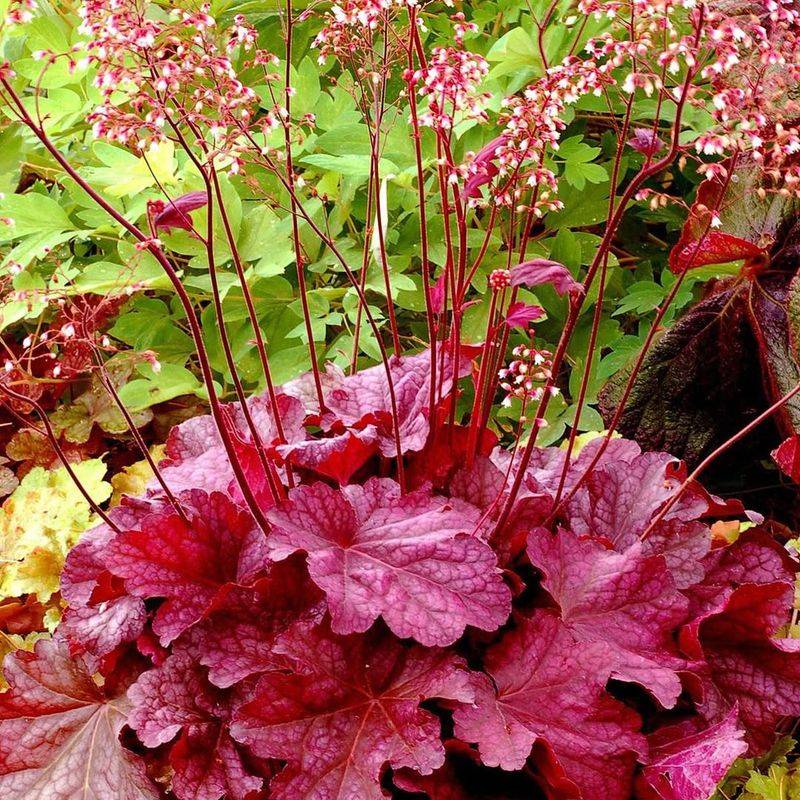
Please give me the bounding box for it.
[163,120,284,503]
[493,55,701,531]
[406,9,437,427]
[283,0,326,411]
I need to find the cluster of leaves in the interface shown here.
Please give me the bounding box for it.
[0,354,796,800]
[0,0,725,685]
[0,1,799,800]
[0,457,109,683]
[711,738,800,800]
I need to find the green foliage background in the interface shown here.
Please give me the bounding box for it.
[0,0,739,445]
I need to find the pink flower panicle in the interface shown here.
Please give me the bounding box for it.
[461,0,800,211]
[412,46,490,130]
[76,1,282,171]
[583,0,800,200]
[488,269,512,291]
[462,57,611,210]
[498,342,554,408]
[3,0,35,26]
[451,12,478,46]
[313,0,401,63]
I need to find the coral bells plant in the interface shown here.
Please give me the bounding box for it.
[2,0,800,799]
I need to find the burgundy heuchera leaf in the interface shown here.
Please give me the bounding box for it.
[128,653,262,800]
[453,610,646,800]
[563,450,712,588]
[682,580,800,751]
[462,135,508,200]
[682,527,797,623]
[627,128,664,156]
[283,349,471,456]
[150,190,208,234]
[527,528,687,707]
[563,451,696,544]
[59,497,168,667]
[266,477,511,646]
[0,640,158,800]
[231,620,476,800]
[504,301,545,330]
[772,434,800,482]
[509,258,583,297]
[430,271,447,314]
[669,231,765,274]
[181,554,324,688]
[638,709,747,800]
[667,170,770,275]
[159,393,305,497]
[104,490,268,644]
[275,426,379,484]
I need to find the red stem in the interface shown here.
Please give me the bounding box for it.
[92,353,189,524]
[405,33,438,425]
[283,0,326,412]
[552,90,637,504]
[493,49,703,532]
[167,119,284,503]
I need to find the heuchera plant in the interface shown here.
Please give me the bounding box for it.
[1,0,800,799]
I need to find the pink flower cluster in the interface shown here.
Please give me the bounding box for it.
[313,0,398,62]
[2,0,34,26]
[76,1,281,170]
[412,46,490,130]
[462,58,611,209]
[583,0,800,197]
[499,342,554,407]
[461,0,800,213]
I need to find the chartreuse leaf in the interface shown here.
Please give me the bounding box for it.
[0,127,27,195]
[712,737,800,800]
[110,446,165,506]
[0,192,74,240]
[486,27,539,81]
[0,272,49,331]
[50,358,154,443]
[612,281,666,316]
[0,190,85,270]
[300,153,397,181]
[73,241,175,295]
[744,766,800,800]
[109,296,195,364]
[117,363,205,411]
[83,140,179,198]
[0,459,111,601]
[546,180,612,229]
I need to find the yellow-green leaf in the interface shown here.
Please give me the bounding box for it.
[0,459,111,601]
